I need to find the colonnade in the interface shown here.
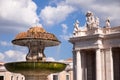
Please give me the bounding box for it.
[73,48,114,80]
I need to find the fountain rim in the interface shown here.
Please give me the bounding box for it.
[12,38,61,47]
[4,61,66,64]
[4,61,67,75]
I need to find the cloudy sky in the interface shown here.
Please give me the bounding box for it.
[0,0,120,62]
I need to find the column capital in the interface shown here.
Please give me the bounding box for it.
[72,50,81,54]
[96,48,105,53]
[96,48,101,52]
[104,47,112,50]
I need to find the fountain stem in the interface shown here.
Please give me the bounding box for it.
[26,41,46,61]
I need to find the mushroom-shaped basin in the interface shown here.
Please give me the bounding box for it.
[12,26,60,47]
[4,62,66,75]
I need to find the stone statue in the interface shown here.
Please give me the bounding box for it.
[95,17,99,27]
[105,18,110,27]
[86,11,98,29]
[73,20,80,35]
[86,11,94,29]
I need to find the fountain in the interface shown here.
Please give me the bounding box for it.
[4,26,66,80]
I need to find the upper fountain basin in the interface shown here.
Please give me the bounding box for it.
[12,26,60,47]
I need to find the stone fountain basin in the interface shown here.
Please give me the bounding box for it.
[5,61,66,75]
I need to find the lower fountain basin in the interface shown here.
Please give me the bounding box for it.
[5,61,66,75]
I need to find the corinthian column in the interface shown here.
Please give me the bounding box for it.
[96,49,102,80]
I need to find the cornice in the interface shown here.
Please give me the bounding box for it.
[69,34,104,44]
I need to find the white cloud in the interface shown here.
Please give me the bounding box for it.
[0,50,66,62]
[40,5,75,26]
[0,49,62,62]
[0,53,5,61]
[5,50,16,58]
[45,0,120,26]
[60,34,72,41]
[46,57,55,61]
[0,50,26,62]
[0,41,11,46]
[0,0,40,33]
[65,0,120,26]
[61,24,68,34]
[91,4,120,26]
[5,50,26,61]
[46,57,66,62]
[60,24,72,41]
[58,59,65,62]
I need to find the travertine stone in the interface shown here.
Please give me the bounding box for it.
[76,50,82,80]
[96,49,102,80]
[69,11,120,80]
[72,51,76,80]
[105,48,113,80]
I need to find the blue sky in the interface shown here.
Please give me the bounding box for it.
[0,0,120,62]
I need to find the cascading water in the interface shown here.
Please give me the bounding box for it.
[56,44,61,60]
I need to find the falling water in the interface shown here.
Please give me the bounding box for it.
[55,44,61,60]
[33,62,35,80]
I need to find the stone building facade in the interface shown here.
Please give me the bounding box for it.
[48,58,73,80]
[69,11,120,80]
[0,62,25,80]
